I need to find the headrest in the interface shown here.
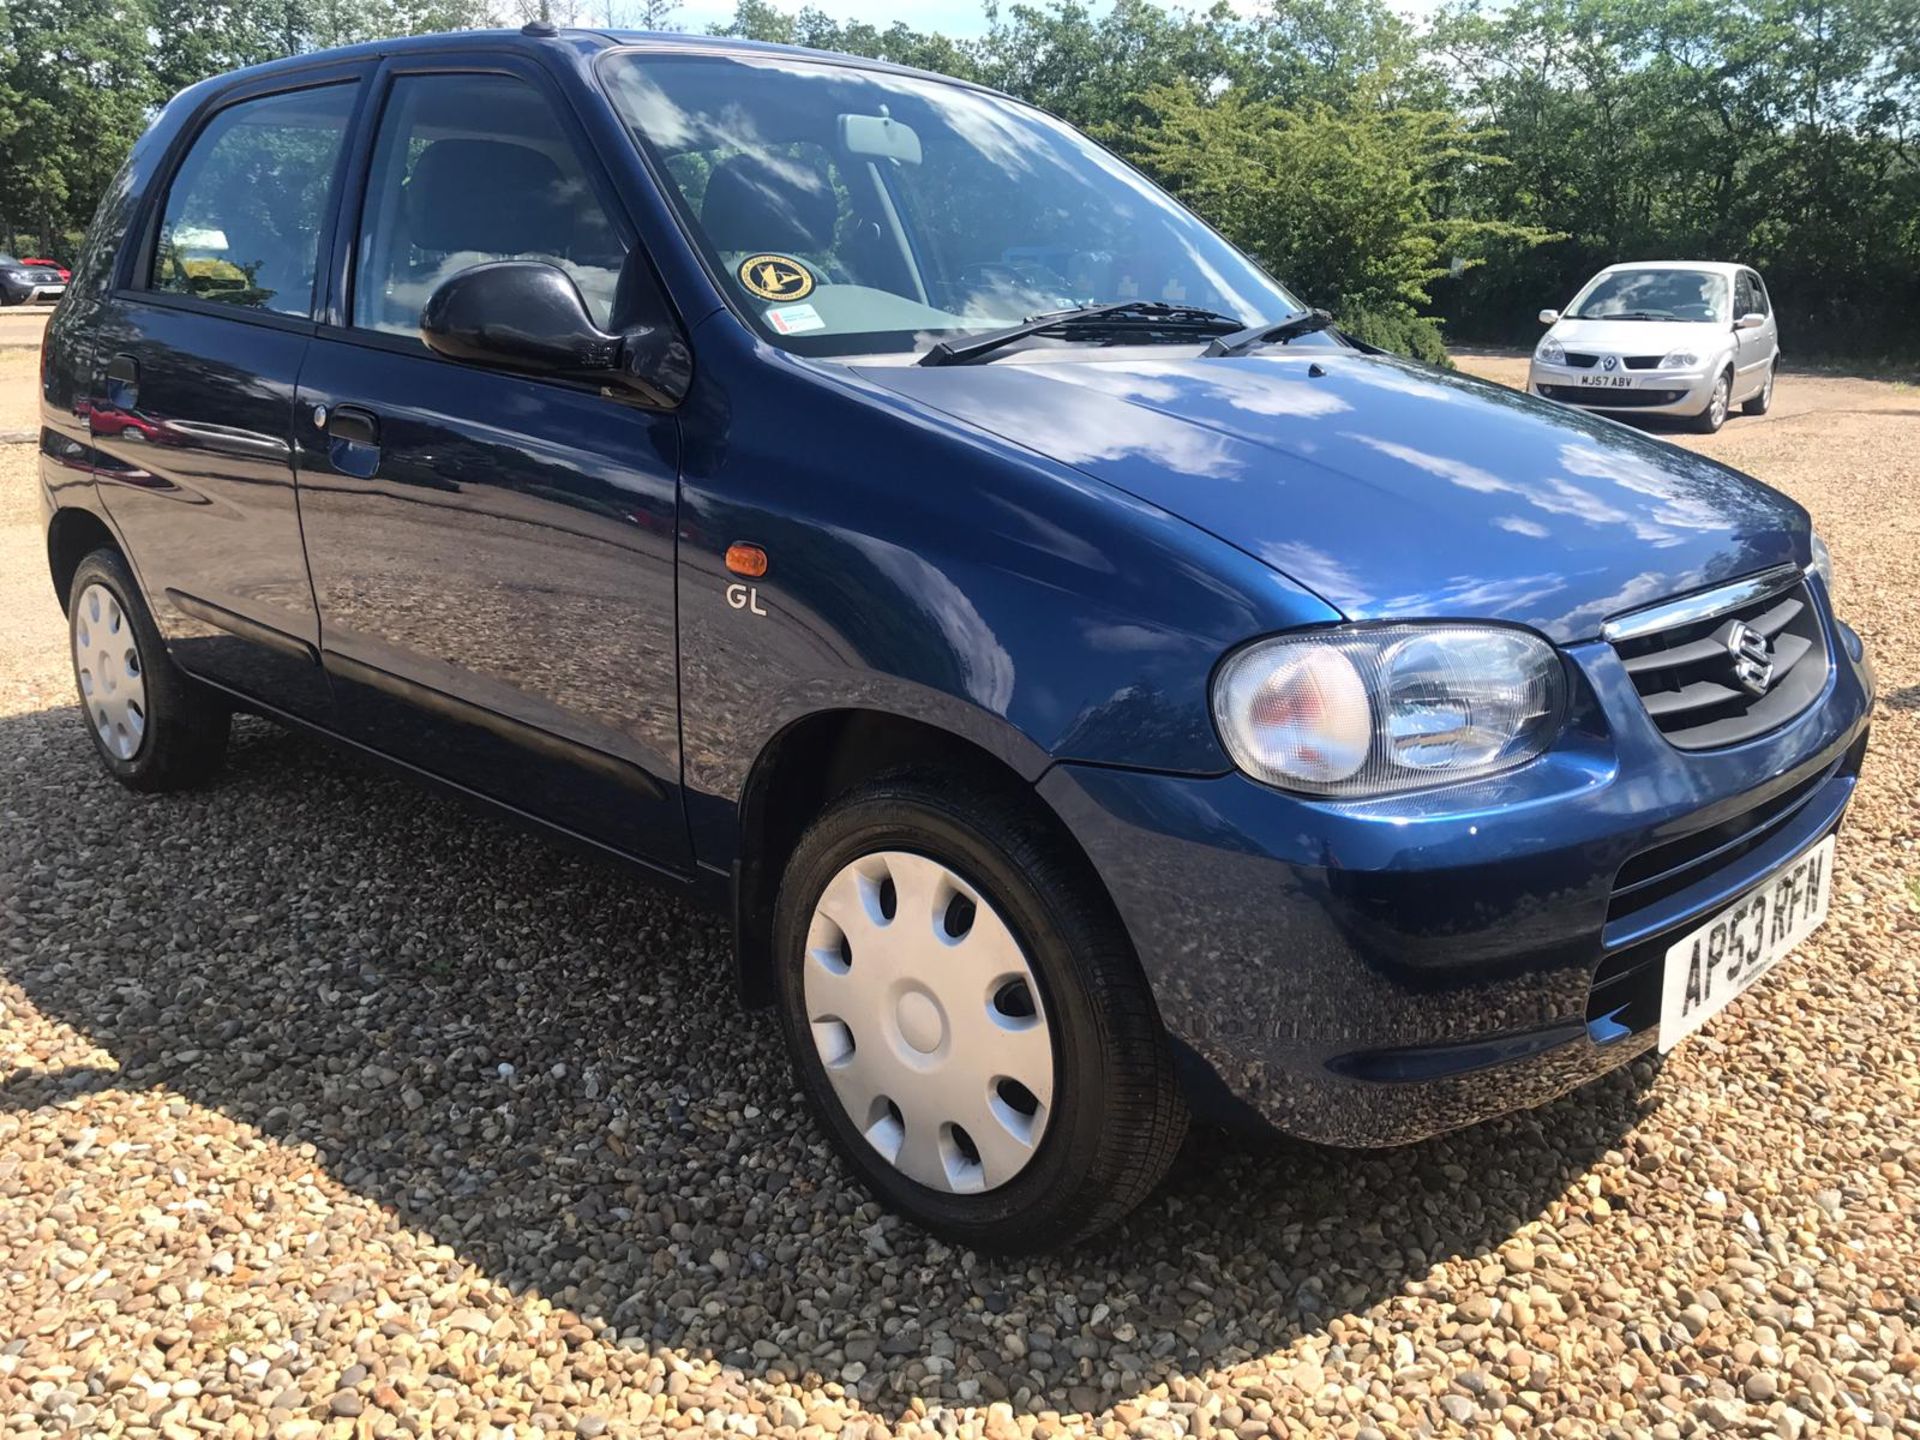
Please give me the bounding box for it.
[700,153,837,254]
[406,139,571,256]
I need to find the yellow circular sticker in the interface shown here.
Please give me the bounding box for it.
[737,254,815,303]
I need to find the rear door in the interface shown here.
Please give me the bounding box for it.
[293,56,690,870]
[87,70,366,714]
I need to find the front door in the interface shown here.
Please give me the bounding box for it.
[88,77,363,715]
[293,61,689,870]
[1731,270,1767,396]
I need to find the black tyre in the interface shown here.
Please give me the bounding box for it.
[1741,362,1776,416]
[773,773,1187,1251]
[1691,368,1733,433]
[67,548,230,791]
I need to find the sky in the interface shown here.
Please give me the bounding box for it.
[664,0,1443,39]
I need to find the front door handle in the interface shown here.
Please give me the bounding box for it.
[105,352,139,410]
[325,404,381,479]
[327,405,380,446]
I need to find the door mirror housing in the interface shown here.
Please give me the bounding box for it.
[1538,308,1560,325]
[421,261,690,407]
[1734,311,1766,331]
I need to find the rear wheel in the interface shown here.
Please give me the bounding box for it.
[67,549,230,791]
[1691,368,1733,433]
[773,774,1186,1251]
[1742,362,1776,416]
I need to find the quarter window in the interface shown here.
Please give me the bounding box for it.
[151,85,357,318]
[352,73,630,335]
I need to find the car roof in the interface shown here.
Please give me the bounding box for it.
[1595,260,1758,278]
[194,26,994,97]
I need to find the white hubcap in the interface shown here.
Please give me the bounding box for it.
[804,851,1055,1194]
[73,583,147,761]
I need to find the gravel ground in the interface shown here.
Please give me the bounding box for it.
[3,327,1917,1440]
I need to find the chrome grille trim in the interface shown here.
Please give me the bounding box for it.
[1601,564,1803,644]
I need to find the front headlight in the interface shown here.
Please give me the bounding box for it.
[1660,350,1700,369]
[1810,532,1833,593]
[1537,339,1566,365]
[1212,625,1567,799]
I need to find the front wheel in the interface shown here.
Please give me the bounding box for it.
[773,775,1187,1251]
[1691,368,1733,433]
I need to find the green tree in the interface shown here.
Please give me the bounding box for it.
[0,0,159,255]
[1430,0,1920,354]
[1121,81,1545,359]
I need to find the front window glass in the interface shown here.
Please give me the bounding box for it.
[600,51,1295,356]
[1567,269,1729,323]
[353,73,631,335]
[151,85,357,318]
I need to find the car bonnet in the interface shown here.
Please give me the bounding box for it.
[855,350,1806,644]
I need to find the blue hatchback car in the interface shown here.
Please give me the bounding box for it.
[40,27,1873,1249]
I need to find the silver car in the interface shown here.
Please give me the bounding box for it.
[1528,261,1780,433]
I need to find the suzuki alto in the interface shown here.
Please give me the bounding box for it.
[40,27,1873,1250]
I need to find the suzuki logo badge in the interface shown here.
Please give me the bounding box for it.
[1725,620,1775,696]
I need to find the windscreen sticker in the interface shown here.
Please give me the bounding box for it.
[765,303,825,335]
[738,254,815,302]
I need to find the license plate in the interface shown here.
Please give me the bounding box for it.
[1658,834,1834,1052]
[1578,374,1635,388]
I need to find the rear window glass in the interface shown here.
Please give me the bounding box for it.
[150,84,357,318]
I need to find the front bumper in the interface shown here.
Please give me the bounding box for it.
[3,281,64,304]
[1040,591,1875,1147]
[1527,361,1718,416]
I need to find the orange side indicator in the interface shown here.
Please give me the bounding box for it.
[726,543,769,578]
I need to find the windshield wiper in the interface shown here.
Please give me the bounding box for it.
[918,301,1244,367]
[1203,307,1336,358]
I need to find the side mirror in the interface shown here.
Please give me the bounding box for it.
[421,261,691,407]
[1538,308,1560,325]
[1735,311,1765,331]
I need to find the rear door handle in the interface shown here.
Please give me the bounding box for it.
[325,404,382,478]
[105,352,139,409]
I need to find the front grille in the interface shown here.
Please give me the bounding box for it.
[1621,355,1664,370]
[1613,578,1827,748]
[1538,384,1685,407]
[1563,352,1599,369]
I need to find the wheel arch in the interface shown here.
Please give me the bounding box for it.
[46,505,123,614]
[730,705,1121,1010]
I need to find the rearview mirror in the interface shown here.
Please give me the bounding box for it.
[421,261,691,408]
[839,111,922,165]
[1538,308,1560,325]
[1735,311,1765,330]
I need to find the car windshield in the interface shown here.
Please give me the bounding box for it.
[599,50,1296,357]
[1568,269,1730,323]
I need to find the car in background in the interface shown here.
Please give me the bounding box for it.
[0,253,68,305]
[1529,261,1779,433]
[20,257,72,283]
